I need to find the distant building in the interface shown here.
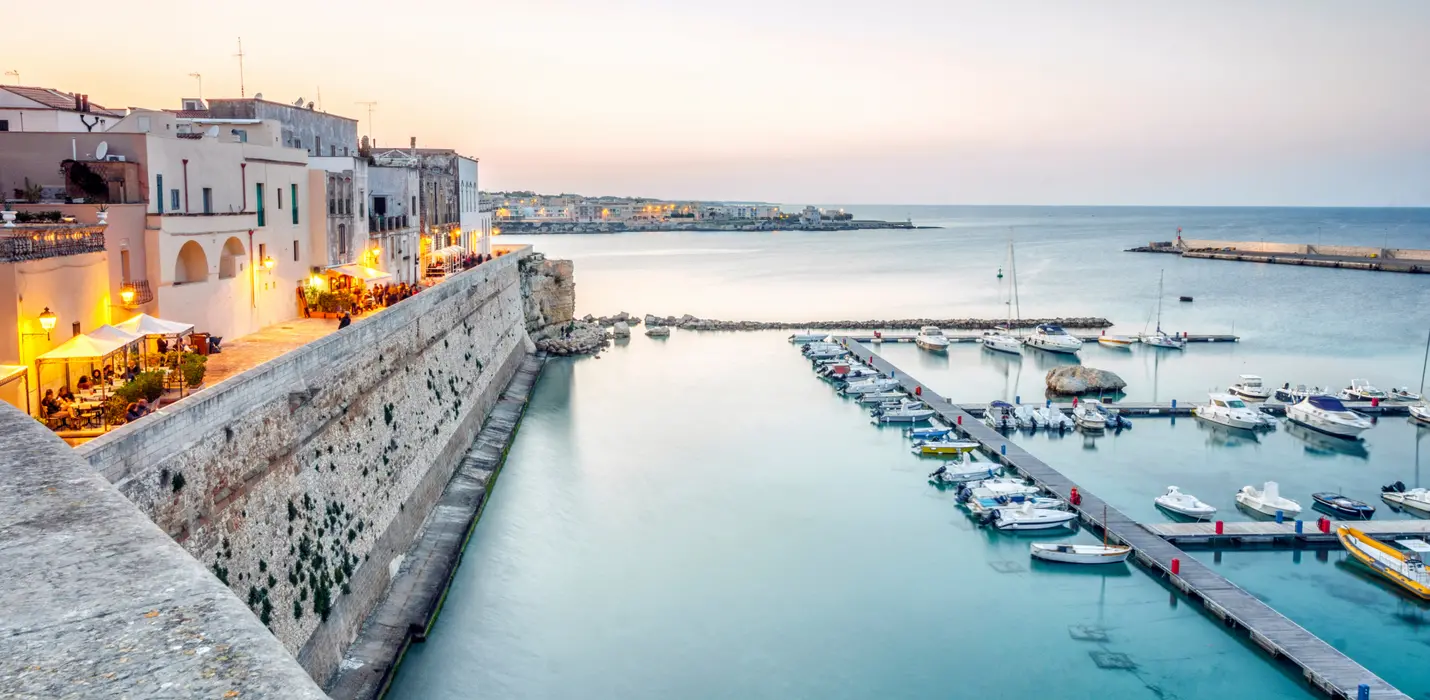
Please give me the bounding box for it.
[0,86,123,133]
[367,146,421,284]
[800,206,821,226]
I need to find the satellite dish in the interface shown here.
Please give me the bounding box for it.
[94,141,109,160]
[205,126,220,138]
[254,92,263,100]
[294,97,305,106]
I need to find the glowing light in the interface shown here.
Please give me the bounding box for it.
[120,285,136,304]
[309,274,326,289]
[262,255,275,271]
[38,307,57,332]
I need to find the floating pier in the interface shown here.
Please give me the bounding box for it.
[956,400,1412,417]
[837,337,1408,700]
[845,332,1238,344]
[1147,520,1430,548]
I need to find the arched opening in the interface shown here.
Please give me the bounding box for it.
[218,236,246,279]
[174,241,209,285]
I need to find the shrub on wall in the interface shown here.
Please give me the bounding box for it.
[179,352,207,387]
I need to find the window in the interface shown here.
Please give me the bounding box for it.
[202,188,213,214]
[0,120,8,132]
[233,129,248,143]
[373,196,388,216]
[315,136,322,156]
[120,250,131,283]
[277,186,284,210]
[293,240,300,262]
[291,184,299,224]
[258,243,268,265]
[170,189,180,211]
[294,138,303,151]
[256,183,266,226]
[156,174,165,213]
[330,145,336,157]
[338,224,347,255]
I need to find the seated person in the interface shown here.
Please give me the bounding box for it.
[57,386,76,403]
[102,366,115,382]
[136,398,150,414]
[124,402,145,422]
[157,338,169,353]
[41,389,77,428]
[76,376,93,392]
[124,363,139,381]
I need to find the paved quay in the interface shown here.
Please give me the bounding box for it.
[327,351,546,699]
[838,337,1408,700]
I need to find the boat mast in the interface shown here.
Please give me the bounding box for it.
[1009,228,1021,334]
[1155,270,1166,334]
[1419,329,1429,395]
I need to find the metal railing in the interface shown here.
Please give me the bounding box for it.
[369,214,410,232]
[121,280,154,307]
[0,225,106,262]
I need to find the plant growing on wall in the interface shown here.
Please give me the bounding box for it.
[20,178,43,203]
[65,161,109,201]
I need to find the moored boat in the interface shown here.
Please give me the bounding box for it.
[983,400,1019,431]
[1273,383,1329,404]
[872,400,936,423]
[1235,481,1302,517]
[958,477,1040,501]
[907,423,952,439]
[1023,324,1083,355]
[1339,379,1388,401]
[1073,400,1108,430]
[1311,492,1375,519]
[915,326,951,352]
[1391,388,1423,402]
[789,332,828,343]
[1228,375,1271,401]
[1286,395,1373,439]
[986,503,1077,531]
[855,391,907,405]
[1412,403,1430,425]
[911,438,980,456]
[1030,542,1132,565]
[981,331,1023,355]
[1154,486,1217,520]
[1097,334,1136,349]
[840,377,900,395]
[1337,527,1430,600]
[928,464,997,485]
[1193,393,1263,431]
[1381,481,1430,515]
[1139,271,1185,349]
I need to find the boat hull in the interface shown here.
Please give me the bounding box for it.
[1338,527,1430,600]
[1381,491,1430,515]
[1193,408,1259,431]
[915,339,950,352]
[1154,499,1216,520]
[1235,494,1302,517]
[1024,338,1081,354]
[994,516,1076,531]
[1285,411,1370,439]
[1030,543,1132,564]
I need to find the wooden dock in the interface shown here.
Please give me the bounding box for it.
[955,400,1413,417]
[838,337,1408,700]
[844,332,1239,344]
[1147,519,1430,548]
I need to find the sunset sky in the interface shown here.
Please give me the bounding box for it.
[8,0,1429,205]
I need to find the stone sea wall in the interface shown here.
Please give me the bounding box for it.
[75,248,541,685]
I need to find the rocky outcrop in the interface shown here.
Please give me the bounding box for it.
[535,322,608,356]
[521,253,607,356]
[590,314,1112,331]
[612,321,631,338]
[1045,366,1127,395]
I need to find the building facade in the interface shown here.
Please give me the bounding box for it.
[0,86,124,134]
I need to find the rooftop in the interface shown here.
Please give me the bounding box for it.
[0,86,123,117]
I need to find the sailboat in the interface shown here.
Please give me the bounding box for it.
[1030,506,1132,564]
[1140,271,1186,350]
[982,237,1023,355]
[1410,330,1430,425]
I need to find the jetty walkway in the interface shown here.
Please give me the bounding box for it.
[1127,239,1430,275]
[956,400,1413,417]
[1148,520,1430,548]
[838,337,1407,700]
[847,332,1238,343]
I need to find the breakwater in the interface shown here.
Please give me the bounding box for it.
[66,246,574,689]
[583,312,1112,331]
[1128,239,1430,274]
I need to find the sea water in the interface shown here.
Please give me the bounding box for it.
[392,207,1430,698]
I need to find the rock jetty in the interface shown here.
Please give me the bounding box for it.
[1045,366,1127,395]
[534,321,609,356]
[582,313,1111,332]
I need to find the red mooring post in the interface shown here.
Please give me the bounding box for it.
[1215,520,1224,535]
[1171,558,1181,575]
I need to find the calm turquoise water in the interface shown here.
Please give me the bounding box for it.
[390,332,1315,699]
[394,207,1430,698]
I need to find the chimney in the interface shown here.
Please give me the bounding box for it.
[74,93,82,111]
[81,94,90,112]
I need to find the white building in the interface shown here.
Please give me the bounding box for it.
[457,155,492,255]
[367,149,422,284]
[0,86,124,134]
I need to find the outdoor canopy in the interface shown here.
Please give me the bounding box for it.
[328,264,393,283]
[429,246,466,259]
[37,330,138,361]
[114,313,195,338]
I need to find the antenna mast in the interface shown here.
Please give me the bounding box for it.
[235,37,246,98]
[356,101,378,143]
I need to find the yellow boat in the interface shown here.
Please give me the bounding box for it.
[1337,526,1430,600]
[911,439,980,456]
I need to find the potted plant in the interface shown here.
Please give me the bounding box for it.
[96,204,109,225]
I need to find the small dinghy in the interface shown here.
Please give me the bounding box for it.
[1381,481,1430,515]
[840,377,900,395]
[986,503,1077,531]
[1030,542,1132,565]
[907,424,952,440]
[1154,486,1216,520]
[911,438,980,456]
[1391,387,1423,402]
[1034,406,1074,430]
[1235,481,1302,517]
[856,391,907,405]
[983,400,1019,431]
[958,478,1040,502]
[1097,334,1136,350]
[1073,400,1108,430]
[1312,492,1375,519]
[872,401,937,423]
[1337,527,1430,600]
[789,332,828,343]
[969,493,1066,512]
[928,464,997,486]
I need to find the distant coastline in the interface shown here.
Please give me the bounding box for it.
[496,220,938,234]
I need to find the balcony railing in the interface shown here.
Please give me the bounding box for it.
[120,280,154,307]
[0,224,106,262]
[369,214,410,232]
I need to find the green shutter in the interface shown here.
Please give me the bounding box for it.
[292,184,299,224]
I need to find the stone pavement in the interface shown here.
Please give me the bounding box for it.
[203,312,376,387]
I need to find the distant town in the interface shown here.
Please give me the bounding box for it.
[480,192,921,233]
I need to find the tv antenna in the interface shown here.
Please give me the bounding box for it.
[234,37,246,97]
[356,101,378,143]
[189,72,203,101]
[3,70,18,85]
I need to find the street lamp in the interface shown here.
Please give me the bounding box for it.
[24,307,58,341]
[120,284,136,305]
[262,255,275,271]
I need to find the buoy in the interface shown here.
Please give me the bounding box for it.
[997,267,1003,279]
[1171,558,1181,575]
[1215,520,1224,535]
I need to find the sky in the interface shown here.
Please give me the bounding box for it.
[7,0,1430,206]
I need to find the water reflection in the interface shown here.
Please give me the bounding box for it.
[1284,421,1370,460]
[1027,347,1082,369]
[1193,416,1262,448]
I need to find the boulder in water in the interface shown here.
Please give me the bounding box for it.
[1045,366,1127,395]
[612,321,631,337]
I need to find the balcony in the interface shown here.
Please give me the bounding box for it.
[0,224,106,262]
[120,280,155,307]
[369,214,411,233]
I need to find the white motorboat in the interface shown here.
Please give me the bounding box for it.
[1034,406,1074,430]
[855,391,907,405]
[1228,375,1271,401]
[1030,542,1132,564]
[1192,393,1263,431]
[1235,481,1302,517]
[873,401,937,423]
[1412,403,1430,425]
[806,347,849,360]
[911,438,980,456]
[1073,400,1108,430]
[1154,486,1217,520]
[1013,405,1039,429]
[983,400,1019,431]
[1139,270,1186,349]
[1381,482,1430,515]
[801,341,842,354]
[840,377,900,395]
[1273,383,1329,404]
[645,326,671,337]
[915,326,951,352]
[907,423,952,439]
[789,332,828,343]
[981,331,1023,355]
[1286,395,1373,439]
[927,464,997,485]
[1339,379,1388,401]
[966,493,1066,514]
[960,477,1040,501]
[1391,388,1423,402]
[1023,324,1082,355]
[820,365,875,380]
[1097,334,1136,350]
[988,503,1077,531]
